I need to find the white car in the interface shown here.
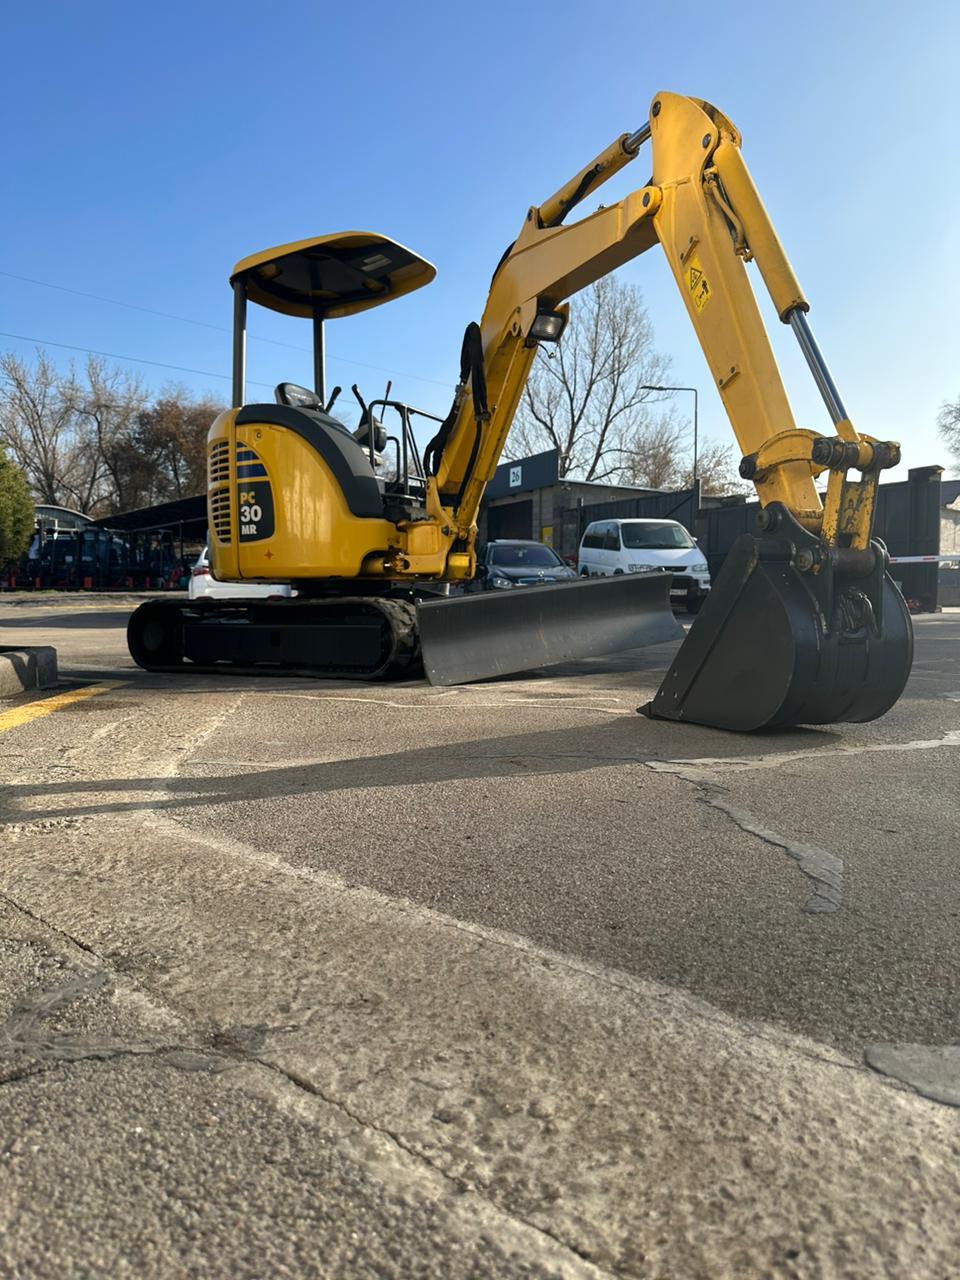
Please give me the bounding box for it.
[578,518,710,612]
[187,547,293,601]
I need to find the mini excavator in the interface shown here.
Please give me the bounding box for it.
[128,91,913,730]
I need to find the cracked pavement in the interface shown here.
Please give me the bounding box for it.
[0,599,959,1277]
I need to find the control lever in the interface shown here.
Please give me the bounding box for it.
[351,384,368,422]
[325,385,342,413]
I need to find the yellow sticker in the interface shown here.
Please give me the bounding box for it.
[686,254,711,312]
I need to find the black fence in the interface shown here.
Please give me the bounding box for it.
[556,484,701,559]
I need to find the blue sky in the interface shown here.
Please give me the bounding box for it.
[3,0,957,477]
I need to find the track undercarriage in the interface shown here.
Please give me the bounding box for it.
[126,572,683,686]
[127,595,422,681]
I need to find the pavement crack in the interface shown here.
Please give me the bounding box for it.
[256,1054,475,1189]
[642,764,843,914]
[0,888,105,961]
[0,969,233,1088]
[701,792,843,914]
[0,1042,216,1088]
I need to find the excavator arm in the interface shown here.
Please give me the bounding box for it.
[419,91,912,726]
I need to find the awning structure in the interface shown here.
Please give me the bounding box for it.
[93,494,207,534]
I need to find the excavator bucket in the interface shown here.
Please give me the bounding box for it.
[642,509,913,731]
[418,572,683,685]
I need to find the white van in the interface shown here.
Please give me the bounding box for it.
[577,518,710,612]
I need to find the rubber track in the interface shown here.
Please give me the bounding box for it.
[127,596,421,681]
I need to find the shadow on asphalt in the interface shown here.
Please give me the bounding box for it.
[0,612,130,630]
[0,716,839,824]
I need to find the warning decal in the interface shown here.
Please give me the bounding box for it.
[686,254,711,312]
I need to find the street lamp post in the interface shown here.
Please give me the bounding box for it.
[641,384,699,484]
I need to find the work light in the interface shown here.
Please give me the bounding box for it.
[528,309,567,343]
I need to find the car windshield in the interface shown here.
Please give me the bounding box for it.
[490,544,564,569]
[620,523,694,550]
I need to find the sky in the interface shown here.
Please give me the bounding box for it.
[2,0,958,479]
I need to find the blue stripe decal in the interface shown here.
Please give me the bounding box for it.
[236,465,268,478]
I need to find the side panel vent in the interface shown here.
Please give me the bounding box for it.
[210,486,232,545]
[208,440,232,544]
[208,439,230,485]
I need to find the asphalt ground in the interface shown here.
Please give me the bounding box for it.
[0,595,959,1277]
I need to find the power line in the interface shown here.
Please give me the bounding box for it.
[0,270,230,335]
[0,268,451,389]
[0,328,275,389]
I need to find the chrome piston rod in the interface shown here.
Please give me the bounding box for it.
[624,122,652,154]
[788,308,848,427]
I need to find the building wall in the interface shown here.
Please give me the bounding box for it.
[941,500,960,605]
[941,499,960,556]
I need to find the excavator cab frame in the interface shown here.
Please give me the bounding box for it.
[227,230,441,523]
[228,232,436,409]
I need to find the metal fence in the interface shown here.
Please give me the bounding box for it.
[556,483,701,559]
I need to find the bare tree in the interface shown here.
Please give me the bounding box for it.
[137,387,223,502]
[0,351,224,516]
[71,357,149,515]
[0,350,82,505]
[624,423,742,496]
[621,413,687,489]
[507,277,673,481]
[939,396,960,474]
[678,439,743,496]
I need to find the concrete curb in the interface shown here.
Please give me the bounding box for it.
[0,647,59,698]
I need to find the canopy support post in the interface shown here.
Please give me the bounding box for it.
[313,312,326,404]
[232,282,247,408]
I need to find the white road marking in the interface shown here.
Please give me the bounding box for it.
[260,692,634,714]
[645,727,960,782]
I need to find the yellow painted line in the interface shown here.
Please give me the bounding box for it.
[0,681,126,734]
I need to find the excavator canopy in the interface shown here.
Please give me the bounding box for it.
[230,232,436,320]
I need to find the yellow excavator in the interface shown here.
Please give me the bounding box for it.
[128,90,913,730]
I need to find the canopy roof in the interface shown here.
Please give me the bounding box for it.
[230,232,436,320]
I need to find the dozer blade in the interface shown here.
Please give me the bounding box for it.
[642,508,913,731]
[418,572,683,686]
